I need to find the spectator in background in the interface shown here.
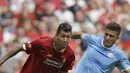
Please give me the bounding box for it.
[68,0,81,15]
[37,0,59,31]
[55,1,74,24]
[120,22,130,50]
[88,0,106,23]
[22,19,39,40]
[35,0,61,15]
[0,25,4,44]
[0,0,8,7]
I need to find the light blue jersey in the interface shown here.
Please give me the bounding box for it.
[74,34,130,73]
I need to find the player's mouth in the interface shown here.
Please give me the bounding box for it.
[105,41,113,47]
[62,43,67,46]
[104,40,111,44]
[105,40,111,43]
[105,42,111,45]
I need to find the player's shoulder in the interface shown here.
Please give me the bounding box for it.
[83,34,102,43]
[84,34,101,39]
[27,36,52,44]
[34,36,53,46]
[39,36,53,40]
[37,36,53,42]
[114,46,125,57]
[114,46,123,53]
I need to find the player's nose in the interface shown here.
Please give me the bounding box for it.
[106,35,110,40]
[63,37,67,42]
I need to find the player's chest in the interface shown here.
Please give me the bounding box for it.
[87,47,117,66]
[35,47,67,68]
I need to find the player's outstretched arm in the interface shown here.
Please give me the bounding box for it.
[72,32,83,39]
[0,45,24,66]
[123,69,130,73]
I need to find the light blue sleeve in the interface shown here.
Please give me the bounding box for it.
[82,34,96,43]
[82,34,92,42]
[116,52,130,72]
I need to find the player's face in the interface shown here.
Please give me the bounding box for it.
[103,29,119,48]
[56,30,71,48]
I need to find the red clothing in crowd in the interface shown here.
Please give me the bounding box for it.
[25,30,39,40]
[0,0,8,7]
[36,0,61,12]
[121,40,130,50]
[20,36,75,73]
[99,11,118,25]
[0,32,3,43]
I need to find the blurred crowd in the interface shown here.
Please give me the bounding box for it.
[0,0,130,73]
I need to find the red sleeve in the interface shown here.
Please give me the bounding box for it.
[23,37,41,54]
[60,50,75,73]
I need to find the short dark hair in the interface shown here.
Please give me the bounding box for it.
[106,22,121,35]
[56,23,72,35]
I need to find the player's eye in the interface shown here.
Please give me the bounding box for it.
[109,35,114,38]
[67,36,71,38]
[105,33,108,36]
[61,35,65,38]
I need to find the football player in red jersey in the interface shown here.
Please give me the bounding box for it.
[0,23,75,73]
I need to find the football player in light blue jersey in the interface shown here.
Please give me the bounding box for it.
[72,22,130,73]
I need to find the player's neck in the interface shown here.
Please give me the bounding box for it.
[53,40,65,52]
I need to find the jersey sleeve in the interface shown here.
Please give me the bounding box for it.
[81,34,96,45]
[23,37,41,54]
[60,53,75,72]
[116,52,130,72]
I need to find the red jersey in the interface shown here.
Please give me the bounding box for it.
[21,36,75,73]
